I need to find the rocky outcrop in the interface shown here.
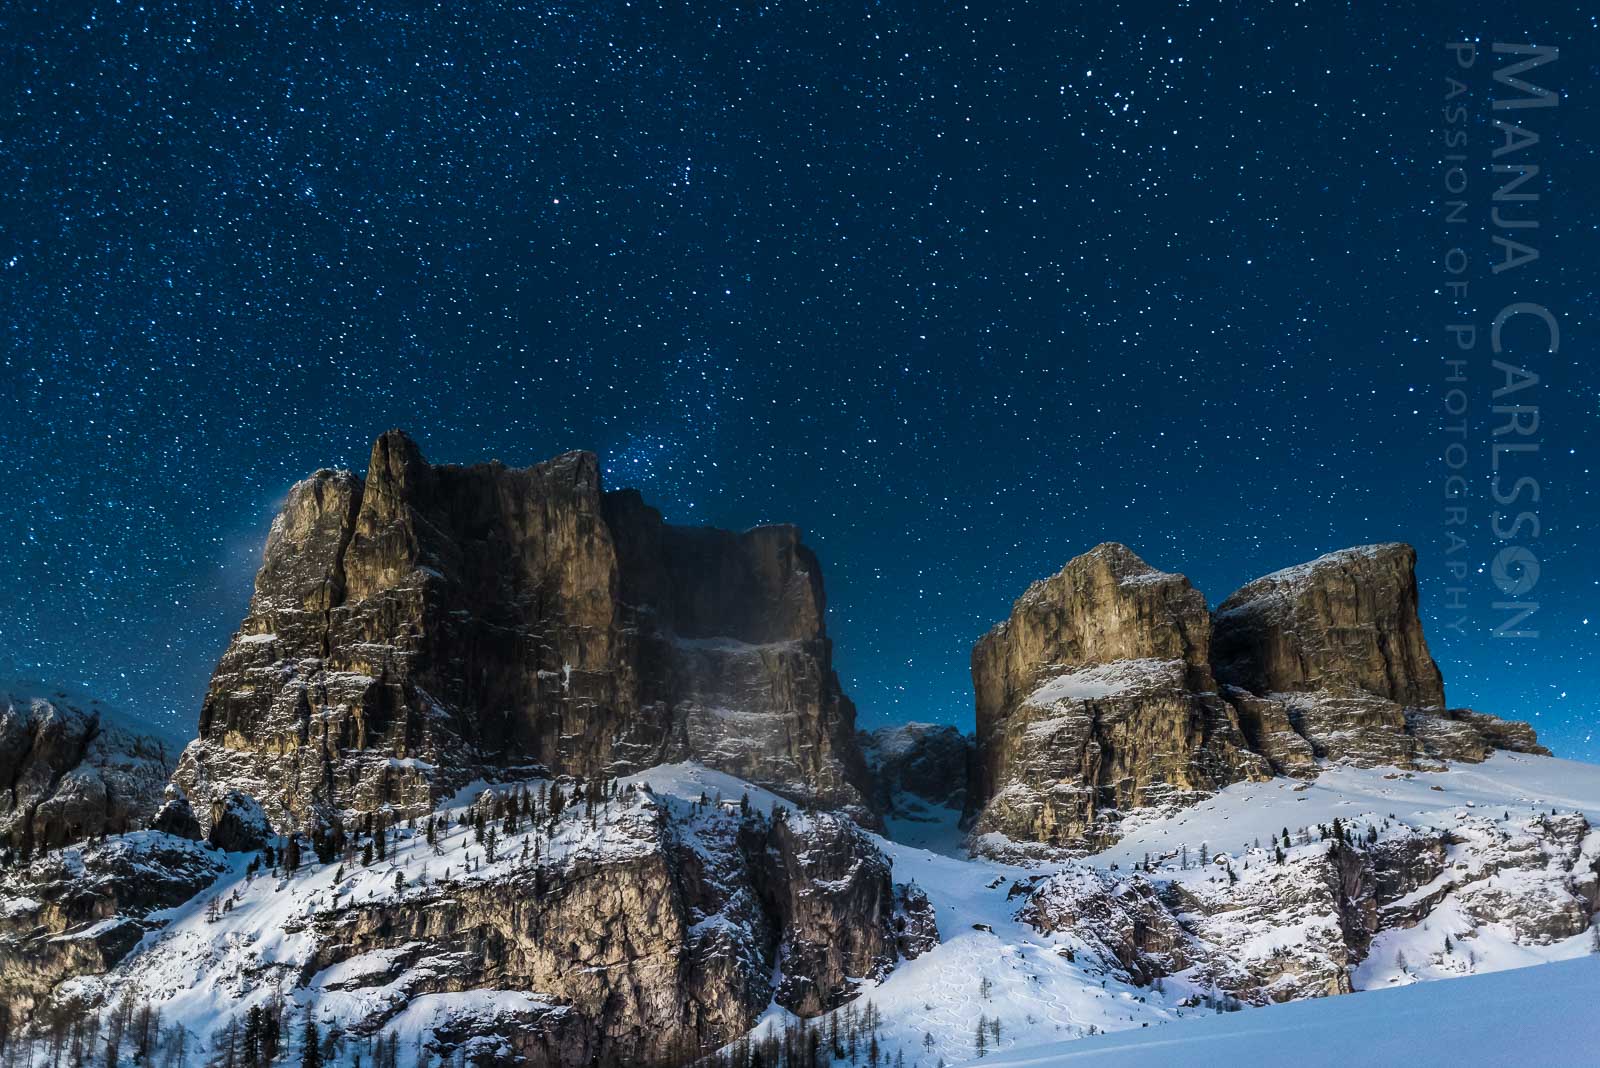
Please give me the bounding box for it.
[1211,545,1443,767]
[1160,838,1383,1001]
[1211,545,1445,709]
[1015,810,1600,1007]
[0,682,175,854]
[861,722,974,820]
[0,831,225,1018]
[1437,709,1550,758]
[762,811,899,1015]
[149,785,203,840]
[172,431,874,838]
[206,789,270,851]
[970,544,1269,849]
[1223,688,1318,778]
[90,780,910,1066]
[969,543,1548,853]
[891,882,939,959]
[1212,545,1545,769]
[1015,867,1194,985]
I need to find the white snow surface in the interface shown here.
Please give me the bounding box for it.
[964,953,1600,1067]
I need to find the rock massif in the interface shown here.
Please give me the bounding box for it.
[0,682,176,855]
[172,431,874,838]
[970,544,1270,850]
[1212,544,1438,768]
[1212,544,1445,709]
[969,543,1548,853]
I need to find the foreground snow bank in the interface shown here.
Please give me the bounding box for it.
[963,952,1600,1067]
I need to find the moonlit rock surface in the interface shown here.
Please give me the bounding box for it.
[172,430,875,835]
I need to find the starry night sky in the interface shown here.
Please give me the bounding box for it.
[2,4,1595,755]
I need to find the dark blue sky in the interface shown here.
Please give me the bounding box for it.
[2,3,1594,755]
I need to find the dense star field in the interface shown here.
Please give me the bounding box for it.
[0,3,1594,752]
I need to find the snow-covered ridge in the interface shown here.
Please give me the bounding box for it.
[0,676,186,748]
[758,751,1600,1068]
[7,752,1600,1067]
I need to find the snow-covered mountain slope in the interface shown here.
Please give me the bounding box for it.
[6,752,1600,1066]
[965,952,1600,1068]
[751,750,1600,1068]
[16,763,923,1065]
[861,723,972,855]
[1089,749,1600,871]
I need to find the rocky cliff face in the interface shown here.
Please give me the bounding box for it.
[0,682,175,854]
[40,773,909,1066]
[1016,808,1600,1007]
[1211,544,1548,767]
[970,544,1269,850]
[969,543,1548,854]
[1211,545,1440,767]
[1211,545,1444,709]
[0,831,225,1019]
[172,431,873,838]
[861,722,974,826]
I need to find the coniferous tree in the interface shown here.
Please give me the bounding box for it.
[301,1014,321,1068]
[243,1007,262,1067]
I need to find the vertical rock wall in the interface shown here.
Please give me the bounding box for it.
[173,431,874,834]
